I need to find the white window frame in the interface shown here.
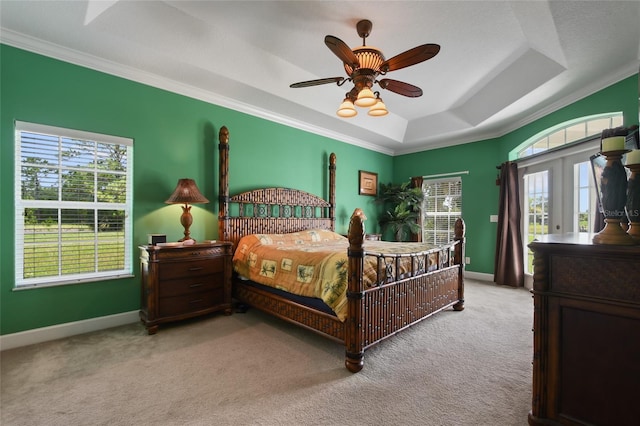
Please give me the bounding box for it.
[421,176,462,245]
[514,112,623,159]
[14,121,134,288]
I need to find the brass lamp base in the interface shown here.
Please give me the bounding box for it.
[592,218,635,245]
[627,222,640,241]
[178,204,196,243]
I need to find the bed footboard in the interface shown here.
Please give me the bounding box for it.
[345,210,465,372]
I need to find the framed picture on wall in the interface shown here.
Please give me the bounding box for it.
[359,170,378,196]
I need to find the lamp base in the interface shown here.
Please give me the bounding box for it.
[592,219,636,245]
[179,204,194,242]
[627,222,640,243]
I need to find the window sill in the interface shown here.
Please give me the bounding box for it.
[13,274,135,291]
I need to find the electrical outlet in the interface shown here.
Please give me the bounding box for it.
[465,257,471,264]
[490,215,498,222]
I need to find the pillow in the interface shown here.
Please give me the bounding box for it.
[248,229,346,246]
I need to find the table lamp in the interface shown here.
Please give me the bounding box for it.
[165,178,209,242]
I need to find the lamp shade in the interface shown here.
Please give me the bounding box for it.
[337,98,357,118]
[368,98,388,116]
[165,179,209,204]
[354,87,377,107]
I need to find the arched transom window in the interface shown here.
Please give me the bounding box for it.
[516,112,623,159]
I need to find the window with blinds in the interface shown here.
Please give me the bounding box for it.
[15,121,133,288]
[421,177,462,245]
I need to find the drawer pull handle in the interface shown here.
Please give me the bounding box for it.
[189,283,204,288]
[188,267,204,272]
[189,299,204,304]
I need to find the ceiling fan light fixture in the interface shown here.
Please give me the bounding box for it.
[368,97,388,116]
[291,19,437,120]
[344,46,385,75]
[355,87,377,107]
[337,97,357,117]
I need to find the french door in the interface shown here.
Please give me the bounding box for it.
[519,139,600,287]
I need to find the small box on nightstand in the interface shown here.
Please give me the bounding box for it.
[148,234,166,245]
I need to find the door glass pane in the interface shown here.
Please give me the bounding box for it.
[524,170,549,274]
[575,162,593,233]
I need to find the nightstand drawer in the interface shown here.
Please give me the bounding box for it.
[158,289,224,317]
[158,274,224,298]
[158,257,224,280]
[154,246,228,261]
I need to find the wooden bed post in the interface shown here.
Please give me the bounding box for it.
[329,153,336,232]
[218,126,230,242]
[345,208,366,372]
[453,217,466,311]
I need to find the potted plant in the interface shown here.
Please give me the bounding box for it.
[376,182,424,241]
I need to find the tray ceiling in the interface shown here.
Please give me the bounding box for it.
[1,1,639,155]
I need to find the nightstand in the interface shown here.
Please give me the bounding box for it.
[139,241,233,334]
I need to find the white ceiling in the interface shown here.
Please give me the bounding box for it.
[1,1,639,155]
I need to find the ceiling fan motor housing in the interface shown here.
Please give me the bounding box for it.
[344,46,385,77]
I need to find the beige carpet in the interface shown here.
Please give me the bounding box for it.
[1,279,533,426]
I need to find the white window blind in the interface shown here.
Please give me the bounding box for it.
[14,121,133,288]
[421,177,462,245]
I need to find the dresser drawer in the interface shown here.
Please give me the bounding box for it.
[158,273,224,298]
[158,289,225,317]
[158,257,224,280]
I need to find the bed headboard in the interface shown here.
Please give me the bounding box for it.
[217,126,337,248]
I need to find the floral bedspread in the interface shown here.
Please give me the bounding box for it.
[232,229,439,321]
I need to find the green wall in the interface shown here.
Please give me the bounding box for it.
[394,75,639,274]
[0,45,391,335]
[393,138,502,274]
[2,44,637,335]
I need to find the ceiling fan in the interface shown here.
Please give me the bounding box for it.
[290,19,440,117]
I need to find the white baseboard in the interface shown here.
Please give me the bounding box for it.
[464,270,495,283]
[1,271,491,351]
[0,310,139,351]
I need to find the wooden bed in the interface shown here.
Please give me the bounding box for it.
[217,126,466,372]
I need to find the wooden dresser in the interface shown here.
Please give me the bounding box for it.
[528,234,640,426]
[139,241,233,334]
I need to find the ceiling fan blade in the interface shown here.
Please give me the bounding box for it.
[325,35,359,69]
[290,77,345,88]
[381,44,440,72]
[378,79,423,97]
